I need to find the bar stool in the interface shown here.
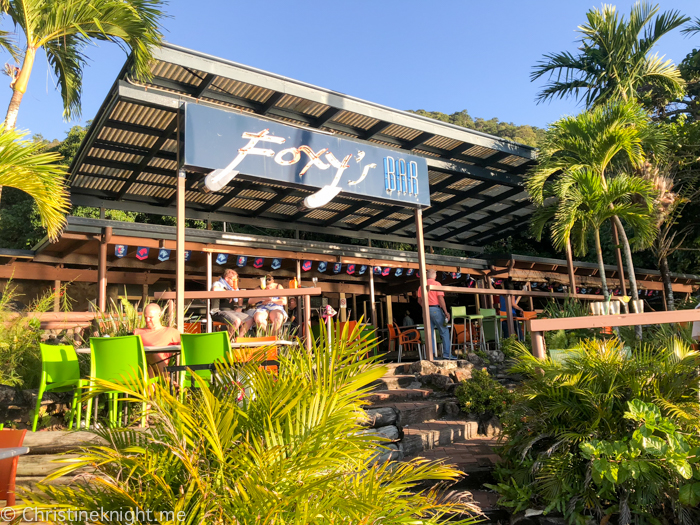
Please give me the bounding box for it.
[467,313,486,352]
[480,308,501,351]
[450,306,470,356]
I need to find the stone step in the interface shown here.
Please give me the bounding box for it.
[365,389,432,405]
[388,400,454,427]
[381,363,413,375]
[400,419,479,457]
[369,375,420,390]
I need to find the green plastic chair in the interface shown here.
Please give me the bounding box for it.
[33,344,88,432]
[180,332,232,389]
[450,306,470,356]
[480,308,501,350]
[86,335,150,428]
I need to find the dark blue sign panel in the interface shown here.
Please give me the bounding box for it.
[183,103,430,208]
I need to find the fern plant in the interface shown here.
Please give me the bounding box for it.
[21,322,480,524]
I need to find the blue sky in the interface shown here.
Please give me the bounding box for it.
[7,0,700,142]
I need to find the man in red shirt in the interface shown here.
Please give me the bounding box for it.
[135,303,180,374]
[417,269,453,359]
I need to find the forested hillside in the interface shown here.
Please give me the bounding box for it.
[408,109,546,147]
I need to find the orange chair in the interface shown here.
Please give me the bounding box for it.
[388,323,422,362]
[184,322,202,334]
[0,429,26,507]
[234,336,278,374]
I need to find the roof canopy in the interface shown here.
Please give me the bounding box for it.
[69,43,537,251]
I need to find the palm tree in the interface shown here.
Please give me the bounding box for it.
[25,324,480,524]
[531,169,656,301]
[0,127,69,240]
[528,100,664,305]
[532,1,688,107]
[1,0,167,130]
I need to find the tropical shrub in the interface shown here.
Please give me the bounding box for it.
[0,283,70,388]
[488,338,700,524]
[23,324,480,524]
[455,369,514,420]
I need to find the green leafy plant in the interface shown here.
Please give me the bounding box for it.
[22,323,480,524]
[455,369,514,420]
[0,281,71,388]
[490,338,700,524]
[579,399,697,523]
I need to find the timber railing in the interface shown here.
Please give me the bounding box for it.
[527,309,700,359]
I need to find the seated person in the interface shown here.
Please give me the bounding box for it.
[247,274,288,334]
[402,310,414,327]
[134,303,180,375]
[211,268,254,336]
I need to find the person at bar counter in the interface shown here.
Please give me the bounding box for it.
[417,269,453,360]
[134,303,180,374]
[248,274,288,334]
[211,269,254,336]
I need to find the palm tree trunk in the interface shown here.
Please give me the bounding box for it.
[612,216,640,309]
[594,228,610,301]
[659,255,675,311]
[0,47,36,204]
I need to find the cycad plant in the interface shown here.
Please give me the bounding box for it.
[490,338,700,524]
[22,323,479,524]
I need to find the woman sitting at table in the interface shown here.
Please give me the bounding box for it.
[134,303,180,374]
[247,274,288,334]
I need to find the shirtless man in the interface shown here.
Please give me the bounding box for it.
[134,303,180,374]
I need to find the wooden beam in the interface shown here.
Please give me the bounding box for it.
[155,288,322,300]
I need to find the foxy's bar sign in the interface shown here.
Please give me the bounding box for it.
[183,103,430,208]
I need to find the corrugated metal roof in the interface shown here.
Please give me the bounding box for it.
[68,43,538,250]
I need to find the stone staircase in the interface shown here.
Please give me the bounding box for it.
[364,361,506,521]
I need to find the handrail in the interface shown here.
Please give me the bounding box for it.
[527,309,700,359]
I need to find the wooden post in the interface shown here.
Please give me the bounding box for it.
[97,226,112,311]
[415,209,434,361]
[531,331,546,360]
[369,267,377,327]
[296,260,302,331]
[378,298,385,330]
[565,240,577,296]
[506,295,515,338]
[339,292,347,322]
[386,294,393,326]
[304,294,312,351]
[611,225,629,313]
[352,293,357,321]
[53,279,61,312]
[486,275,494,309]
[176,168,186,333]
[527,282,535,311]
[363,301,367,322]
[206,252,213,333]
[141,283,148,309]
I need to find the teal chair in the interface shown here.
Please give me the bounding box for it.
[86,336,151,428]
[180,332,231,389]
[33,344,88,432]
